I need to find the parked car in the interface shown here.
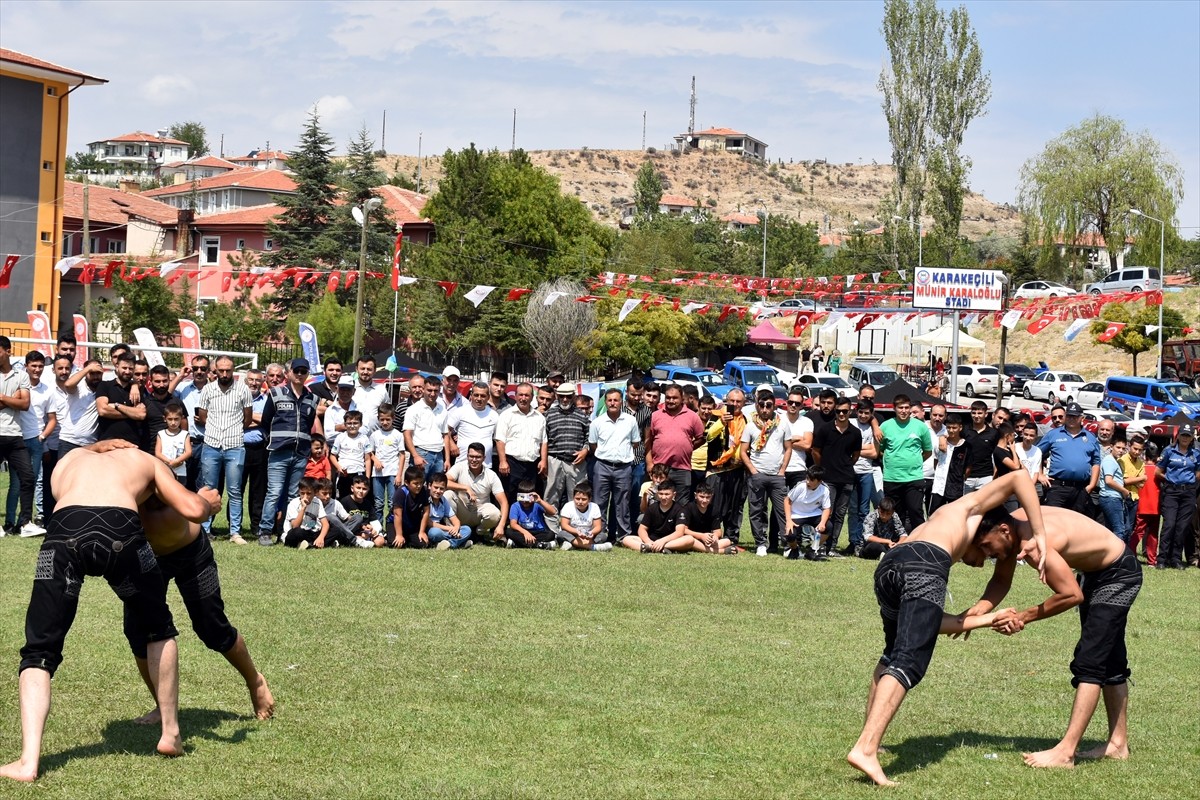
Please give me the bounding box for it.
[847,359,900,390]
[1013,280,1078,299]
[796,372,858,399]
[1023,371,1086,404]
[955,364,1001,398]
[785,383,821,409]
[1076,382,1105,409]
[723,358,787,402]
[1082,409,1154,437]
[994,363,1037,393]
[1083,266,1162,295]
[1103,375,1200,420]
[755,297,826,318]
[649,364,731,400]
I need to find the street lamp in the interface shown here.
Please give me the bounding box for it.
[352,196,382,360]
[758,206,768,304]
[1129,208,1165,379]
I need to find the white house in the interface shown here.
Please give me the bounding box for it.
[673,127,768,160]
[228,149,290,171]
[87,129,189,180]
[159,155,239,183]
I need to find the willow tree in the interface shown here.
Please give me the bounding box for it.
[1018,114,1184,269]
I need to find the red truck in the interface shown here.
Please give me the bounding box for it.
[1161,338,1200,387]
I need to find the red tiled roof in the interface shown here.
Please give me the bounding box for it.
[373,185,431,225]
[141,168,297,198]
[90,131,191,146]
[163,155,239,170]
[193,205,283,227]
[230,150,289,162]
[1053,232,1135,248]
[0,48,106,84]
[62,180,177,225]
[721,212,760,226]
[660,194,696,207]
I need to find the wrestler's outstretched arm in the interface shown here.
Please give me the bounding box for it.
[992,548,1082,633]
[152,458,219,523]
[967,471,1047,576]
[940,609,1013,635]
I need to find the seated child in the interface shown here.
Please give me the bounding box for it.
[283,476,329,549]
[330,410,374,499]
[623,480,695,554]
[858,496,908,560]
[426,472,473,550]
[507,480,558,549]
[557,481,612,552]
[783,466,831,561]
[389,465,430,549]
[638,463,671,517]
[679,480,737,554]
[314,478,374,549]
[340,474,385,548]
[304,434,332,480]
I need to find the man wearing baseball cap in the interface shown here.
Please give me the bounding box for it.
[439,365,464,413]
[1036,401,1101,515]
[256,358,320,545]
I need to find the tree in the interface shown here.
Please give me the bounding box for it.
[65,151,101,174]
[168,121,210,157]
[586,299,694,372]
[96,274,192,343]
[1091,302,1189,375]
[737,214,823,276]
[1018,114,1184,270]
[328,127,395,325]
[879,0,990,267]
[522,279,596,375]
[633,160,664,220]
[291,293,356,362]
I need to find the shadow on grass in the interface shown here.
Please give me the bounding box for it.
[40,707,253,776]
[882,730,1067,777]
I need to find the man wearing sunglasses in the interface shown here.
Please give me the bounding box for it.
[256,358,320,545]
[811,396,862,558]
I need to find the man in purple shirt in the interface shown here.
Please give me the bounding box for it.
[644,384,704,506]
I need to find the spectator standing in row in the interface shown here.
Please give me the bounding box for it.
[645,384,704,507]
[403,376,446,480]
[962,401,998,494]
[4,352,57,534]
[323,378,357,435]
[175,354,210,491]
[1036,402,1101,516]
[589,388,639,543]
[444,382,499,468]
[624,379,653,529]
[494,382,547,504]
[1118,437,1147,556]
[257,358,320,546]
[741,385,793,557]
[141,366,175,453]
[928,412,969,513]
[543,384,590,509]
[1097,438,1131,542]
[876,394,932,535]
[708,389,747,546]
[1154,424,1199,570]
[847,399,881,557]
[1130,442,1160,565]
[307,357,343,406]
[774,386,814,551]
[198,355,253,543]
[811,396,861,558]
[241,368,269,534]
[438,366,465,414]
[692,394,724,490]
[352,355,388,434]
[44,357,100,522]
[0,337,38,538]
[370,403,404,521]
[95,350,145,446]
[489,371,513,413]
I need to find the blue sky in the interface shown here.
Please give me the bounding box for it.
[4,0,1198,235]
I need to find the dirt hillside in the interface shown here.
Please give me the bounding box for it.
[379,149,1022,239]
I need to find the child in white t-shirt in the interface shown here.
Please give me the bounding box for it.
[557,482,611,551]
[283,477,328,549]
[330,410,374,497]
[783,465,831,560]
[370,404,405,520]
[155,403,191,481]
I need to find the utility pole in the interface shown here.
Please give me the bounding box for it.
[642,111,646,151]
[82,174,91,329]
[381,109,387,154]
[416,132,423,194]
[512,109,517,151]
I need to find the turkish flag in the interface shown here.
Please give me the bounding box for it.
[0,254,18,288]
[344,271,356,290]
[221,274,232,292]
[717,304,736,323]
[1026,315,1055,335]
[854,313,880,331]
[391,231,404,291]
[1145,290,1163,306]
[505,288,532,301]
[793,311,813,338]
[1097,322,1124,342]
[437,281,457,298]
[327,272,340,293]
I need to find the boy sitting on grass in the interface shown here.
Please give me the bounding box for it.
[506,480,558,549]
[679,480,737,554]
[314,478,374,549]
[425,472,472,550]
[783,466,831,560]
[388,465,429,549]
[858,497,908,560]
[557,481,612,551]
[283,476,328,549]
[340,474,385,548]
[623,480,695,554]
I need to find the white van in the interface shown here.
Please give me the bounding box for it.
[1084,267,1161,295]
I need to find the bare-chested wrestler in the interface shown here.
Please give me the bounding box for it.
[2,446,217,783]
[846,470,1047,786]
[965,505,1138,769]
[130,489,275,725]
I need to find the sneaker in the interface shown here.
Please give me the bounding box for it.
[640,542,651,553]
[229,534,248,546]
[355,537,375,548]
[814,551,830,562]
[461,539,474,549]
[19,522,47,538]
[594,542,613,552]
[258,534,275,547]
[561,541,573,551]
[298,540,310,550]
[785,547,800,560]
[505,539,515,549]
[825,548,846,559]
[755,545,768,557]
[435,540,452,551]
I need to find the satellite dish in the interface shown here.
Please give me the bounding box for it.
[352,207,365,226]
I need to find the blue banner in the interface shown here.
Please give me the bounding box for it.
[298,322,320,367]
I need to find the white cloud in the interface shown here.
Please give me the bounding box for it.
[141,75,196,104]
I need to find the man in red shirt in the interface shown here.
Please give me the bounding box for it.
[644,384,704,506]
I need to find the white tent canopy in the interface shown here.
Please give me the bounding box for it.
[909,322,985,349]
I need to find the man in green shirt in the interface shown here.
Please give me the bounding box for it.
[876,394,932,533]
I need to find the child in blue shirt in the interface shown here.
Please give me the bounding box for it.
[389,465,429,549]
[506,479,558,549]
[425,472,473,550]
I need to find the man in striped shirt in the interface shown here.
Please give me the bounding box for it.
[198,356,253,543]
[543,384,590,509]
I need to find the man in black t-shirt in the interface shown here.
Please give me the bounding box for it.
[810,397,862,558]
[621,480,696,553]
[806,389,838,438]
[95,351,146,445]
[141,365,175,452]
[679,481,737,554]
[964,401,998,493]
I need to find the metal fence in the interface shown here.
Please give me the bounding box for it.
[0,325,300,369]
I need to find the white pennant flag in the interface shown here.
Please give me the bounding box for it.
[604,272,616,285]
[845,274,854,289]
[543,291,566,306]
[898,269,907,281]
[54,255,84,274]
[158,260,182,276]
[618,298,642,322]
[817,276,829,284]
[1001,309,1022,330]
[682,302,706,315]
[250,266,270,275]
[871,272,881,284]
[1063,318,1089,342]
[1144,324,1160,335]
[961,313,978,327]
[820,310,845,331]
[396,276,417,286]
[464,285,495,308]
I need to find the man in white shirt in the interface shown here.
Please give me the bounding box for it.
[589,387,640,542]
[0,336,38,537]
[4,352,58,536]
[351,355,389,434]
[444,381,499,466]
[445,441,509,542]
[402,375,447,480]
[323,377,358,435]
[197,356,253,543]
[741,385,793,557]
[437,365,466,413]
[847,399,883,557]
[774,386,815,551]
[493,382,547,504]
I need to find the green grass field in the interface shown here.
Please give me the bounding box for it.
[2,517,1198,800]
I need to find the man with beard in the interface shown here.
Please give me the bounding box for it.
[173,355,210,492]
[94,350,146,446]
[141,365,176,453]
[196,356,253,543]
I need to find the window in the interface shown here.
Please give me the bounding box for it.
[264,238,274,251]
[202,236,220,265]
[46,86,58,96]
[43,160,53,171]
[107,240,126,254]
[40,231,52,243]
[89,237,99,253]
[236,239,246,250]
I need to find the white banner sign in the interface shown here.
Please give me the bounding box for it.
[912,268,1005,311]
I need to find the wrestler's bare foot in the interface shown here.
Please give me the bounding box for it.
[133,706,162,726]
[1,759,38,782]
[156,732,184,758]
[250,673,275,720]
[847,748,897,786]
[1023,747,1075,768]
[1077,742,1128,761]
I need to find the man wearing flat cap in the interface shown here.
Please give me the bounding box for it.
[544,383,590,509]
